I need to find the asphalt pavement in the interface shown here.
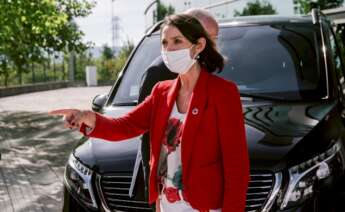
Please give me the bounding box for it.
[0,86,112,212]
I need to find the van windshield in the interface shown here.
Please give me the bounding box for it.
[113,23,326,105]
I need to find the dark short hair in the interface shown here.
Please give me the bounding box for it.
[161,14,224,73]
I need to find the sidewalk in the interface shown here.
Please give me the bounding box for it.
[0,86,111,212]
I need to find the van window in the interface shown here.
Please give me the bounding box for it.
[217,24,326,100]
[113,35,161,105]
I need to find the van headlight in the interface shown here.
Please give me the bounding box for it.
[64,154,98,209]
[279,142,344,210]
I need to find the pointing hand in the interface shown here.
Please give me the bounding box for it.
[48,109,96,130]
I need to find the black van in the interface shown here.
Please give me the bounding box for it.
[62,10,345,212]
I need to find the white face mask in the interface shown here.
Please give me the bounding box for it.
[161,45,197,74]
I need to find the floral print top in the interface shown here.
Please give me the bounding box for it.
[157,101,186,191]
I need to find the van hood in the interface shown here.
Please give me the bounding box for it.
[74,101,337,174]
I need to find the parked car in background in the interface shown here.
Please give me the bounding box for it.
[62,9,345,212]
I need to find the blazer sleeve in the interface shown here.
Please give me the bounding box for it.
[79,82,161,141]
[216,82,250,212]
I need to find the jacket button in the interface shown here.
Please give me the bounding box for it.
[192,108,198,115]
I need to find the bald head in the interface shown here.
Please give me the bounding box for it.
[184,8,219,42]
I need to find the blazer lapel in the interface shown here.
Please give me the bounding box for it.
[181,70,209,182]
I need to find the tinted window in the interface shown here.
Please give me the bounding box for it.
[218,24,326,100]
[113,23,326,104]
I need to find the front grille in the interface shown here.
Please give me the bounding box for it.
[246,171,275,212]
[99,171,275,212]
[99,172,152,212]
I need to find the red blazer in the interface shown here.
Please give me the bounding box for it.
[81,69,250,212]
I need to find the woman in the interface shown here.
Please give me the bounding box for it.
[50,14,250,212]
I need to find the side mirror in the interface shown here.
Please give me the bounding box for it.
[92,94,108,112]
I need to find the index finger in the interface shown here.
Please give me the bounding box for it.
[48,109,78,116]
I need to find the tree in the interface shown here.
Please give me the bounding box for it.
[101,45,114,60]
[0,0,95,85]
[234,0,277,16]
[156,0,175,22]
[296,0,344,14]
[0,55,10,87]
